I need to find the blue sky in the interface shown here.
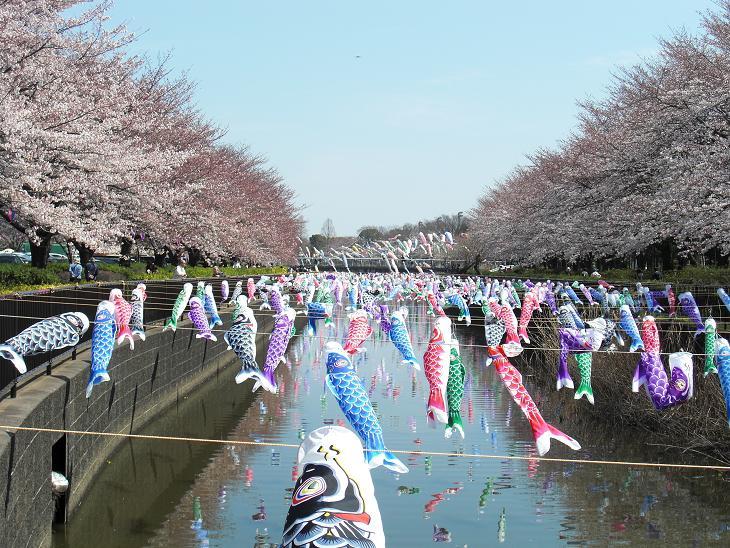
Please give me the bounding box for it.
[107,0,716,236]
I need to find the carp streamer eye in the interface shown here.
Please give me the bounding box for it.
[292,477,326,505]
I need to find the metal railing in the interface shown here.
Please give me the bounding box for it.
[0,276,260,399]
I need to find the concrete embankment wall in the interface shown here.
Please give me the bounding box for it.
[0,308,294,548]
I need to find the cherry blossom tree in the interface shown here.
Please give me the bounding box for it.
[0,0,302,267]
[470,0,730,269]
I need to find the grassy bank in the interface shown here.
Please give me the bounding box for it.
[0,263,288,295]
[508,266,730,286]
[520,313,730,463]
[493,266,730,286]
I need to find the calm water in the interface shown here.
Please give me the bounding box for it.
[53,304,730,547]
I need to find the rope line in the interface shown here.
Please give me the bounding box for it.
[4,282,725,294]
[0,314,723,356]
[0,300,725,333]
[1,293,726,315]
[1,424,729,471]
[1,284,727,309]
[2,291,728,317]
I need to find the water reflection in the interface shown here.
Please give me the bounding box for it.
[54,304,730,546]
[190,497,209,547]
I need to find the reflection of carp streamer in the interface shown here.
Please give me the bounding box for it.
[282,426,385,548]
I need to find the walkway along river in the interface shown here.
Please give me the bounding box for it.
[53,303,730,546]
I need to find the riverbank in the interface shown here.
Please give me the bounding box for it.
[462,295,730,464]
[0,263,288,296]
[52,352,293,548]
[0,302,303,548]
[520,318,730,463]
[499,266,730,287]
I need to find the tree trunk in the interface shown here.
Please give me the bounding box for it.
[154,247,168,267]
[119,239,133,267]
[659,239,675,271]
[65,241,74,262]
[29,232,52,268]
[73,241,95,265]
[187,248,201,267]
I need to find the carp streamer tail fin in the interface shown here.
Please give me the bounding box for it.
[574,379,594,405]
[0,345,26,374]
[116,325,135,350]
[365,432,409,473]
[445,411,464,439]
[532,420,581,457]
[85,372,111,399]
[195,332,217,342]
[427,387,447,425]
[401,358,421,370]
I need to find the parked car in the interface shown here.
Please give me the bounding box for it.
[0,254,25,264]
[48,253,69,262]
[94,255,130,264]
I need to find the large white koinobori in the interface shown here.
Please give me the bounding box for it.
[281,426,385,548]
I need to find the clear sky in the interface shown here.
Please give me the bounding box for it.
[106,0,716,236]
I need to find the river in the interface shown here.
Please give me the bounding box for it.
[53,303,730,546]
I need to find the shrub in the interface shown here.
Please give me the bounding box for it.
[185,265,287,278]
[0,262,289,295]
[0,264,61,288]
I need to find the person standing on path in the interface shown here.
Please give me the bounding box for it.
[174,258,187,279]
[85,259,98,281]
[69,259,82,282]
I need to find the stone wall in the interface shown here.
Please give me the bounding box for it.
[0,309,292,548]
